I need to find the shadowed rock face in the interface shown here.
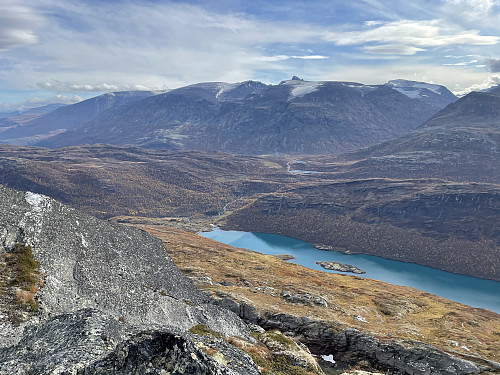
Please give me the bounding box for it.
[216,299,482,375]
[0,185,249,352]
[0,309,260,375]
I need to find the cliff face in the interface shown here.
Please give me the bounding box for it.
[0,185,254,373]
[222,179,500,281]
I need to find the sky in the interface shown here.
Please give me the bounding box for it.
[1,0,500,112]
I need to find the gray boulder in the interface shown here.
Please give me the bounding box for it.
[0,309,260,375]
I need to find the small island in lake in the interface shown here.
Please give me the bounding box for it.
[316,261,366,274]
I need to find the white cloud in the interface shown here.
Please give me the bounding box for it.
[0,1,327,92]
[1,0,500,105]
[259,55,328,62]
[444,0,499,19]
[362,44,426,55]
[36,80,158,93]
[364,20,385,26]
[0,2,44,51]
[0,94,82,113]
[323,20,499,49]
[453,73,500,95]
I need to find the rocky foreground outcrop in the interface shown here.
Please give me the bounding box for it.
[0,185,254,373]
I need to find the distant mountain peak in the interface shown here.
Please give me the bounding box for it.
[385,79,457,109]
[387,79,443,94]
[291,75,303,81]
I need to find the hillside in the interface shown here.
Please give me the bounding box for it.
[38,78,447,154]
[0,91,157,145]
[295,90,500,183]
[0,144,290,219]
[1,143,498,281]
[141,225,500,373]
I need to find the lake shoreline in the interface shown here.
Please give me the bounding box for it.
[200,228,500,314]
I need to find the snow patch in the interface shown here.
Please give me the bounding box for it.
[343,83,378,96]
[412,82,442,94]
[392,87,421,99]
[321,354,335,363]
[215,83,239,98]
[387,79,444,99]
[290,82,322,98]
[80,233,89,248]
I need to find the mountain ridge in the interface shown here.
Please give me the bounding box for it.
[0,90,159,145]
[37,78,452,154]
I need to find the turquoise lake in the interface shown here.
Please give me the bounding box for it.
[200,228,500,314]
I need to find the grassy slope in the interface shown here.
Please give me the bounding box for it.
[140,225,500,366]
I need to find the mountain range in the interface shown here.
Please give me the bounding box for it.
[33,78,455,154]
[296,88,500,184]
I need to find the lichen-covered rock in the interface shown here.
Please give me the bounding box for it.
[0,185,253,372]
[0,185,248,344]
[0,309,129,374]
[0,309,260,375]
[258,330,323,372]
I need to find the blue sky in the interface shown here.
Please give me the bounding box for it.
[1,0,500,112]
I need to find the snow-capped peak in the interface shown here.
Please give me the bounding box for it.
[385,79,457,108]
[290,81,323,98]
[386,79,444,97]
